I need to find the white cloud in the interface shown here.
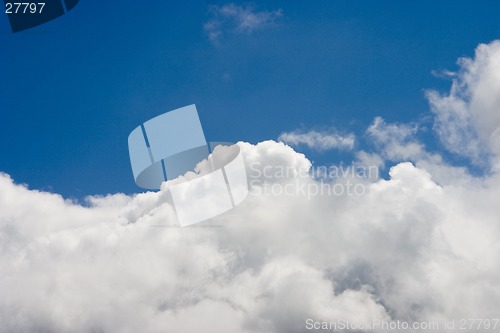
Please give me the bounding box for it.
[204,3,283,43]
[3,41,500,333]
[278,129,355,152]
[365,116,425,161]
[426,40,500,165]
[1,138,500,332]
[361,116,475,186]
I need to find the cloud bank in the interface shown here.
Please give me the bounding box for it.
[1,41,500,332]
[1,140,500,332]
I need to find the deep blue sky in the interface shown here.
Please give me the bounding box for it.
[1,0,500,198]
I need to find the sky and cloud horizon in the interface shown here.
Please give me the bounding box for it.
[1,1,500,332]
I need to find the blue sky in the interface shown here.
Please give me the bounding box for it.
[1,0,500,198]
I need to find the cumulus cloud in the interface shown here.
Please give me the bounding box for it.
[1,138,500,332]
[361,117,475,186]
[366,117,424,161]
[3,41,500,333]
[204,3,283,43]
[426,40,500,166]
[278,129,355,152]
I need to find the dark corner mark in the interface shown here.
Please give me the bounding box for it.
[4,0,80,33]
